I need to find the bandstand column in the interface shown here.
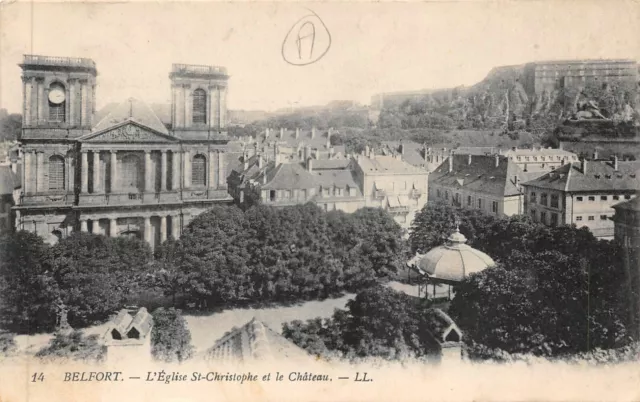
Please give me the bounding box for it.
[110,150,118,192]
[144,150,152,192]
[93,150,101,193]
[81,150,89,193]
[160,215,167,243]
[161,150,167,191]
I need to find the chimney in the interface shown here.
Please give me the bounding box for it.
[593,149,599,160]
[326,130,331,148]
[265,128,270,139]
[10,160,17,174]
[495,154,499,167]
[263,172,267,185]
[448,155,453,173]
[295,127,300,139]
[273,143,278,163]
[467,154,472,165]
[279,127,284,139]
[304,146,311,162]
[581,158,587,174]
[514,175,520,187]
[311,126,316,139]
[258,155,264,169]
[307,158,313,172]
[614,155,619,170]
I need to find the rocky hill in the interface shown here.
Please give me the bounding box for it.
[377,62,640,138]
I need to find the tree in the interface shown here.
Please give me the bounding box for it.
[35,330,106,362]
[0,231,59,333]
[150,308,194,363]
[283,286,441,361]
[45,232,151,327]
[0,113,21,141]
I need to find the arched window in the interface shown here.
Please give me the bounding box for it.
[192,154,206,186]
[48,83,66,122]
[193,89,207,124]
[48,155,65,190]
[121,154,142,191]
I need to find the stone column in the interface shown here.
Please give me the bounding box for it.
[81,151,89,194]
[37,79,45,123]
[24,78,32,125]
[24,151,32,194]
[110,150,118,192]
[185,85,192,126]
[171,214,180,239]
[172,151,181,190]
[66,154,74,192]
[160,215,167,243]
[208,150,216,189]
[144,150,152,192]
[80,219,88,232]
[92,151,101,193]
[143,216,151,244]
[65,83,71,123]
[80,80,88,127]
[209,86,216,129]
[183,150,191,188]
[109,218,117,237]
[36,152,44,193]
[161,150,167,191]
[218,151,225,188]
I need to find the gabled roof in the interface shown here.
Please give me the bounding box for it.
[314,170,362,195]
[93,98,169,135]
[311,159,352,170]
[204,318,312,362]
[522,160,640,192]
[262,163,317,190]
[104,307,153,344]
[429,154,526,197]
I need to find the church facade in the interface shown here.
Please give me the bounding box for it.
[15,55,238,249]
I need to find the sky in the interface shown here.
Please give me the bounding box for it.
[1,0,639,114]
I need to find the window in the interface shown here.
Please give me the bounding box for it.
[477,198,483,209]
[48,155,65,191]
[588,216,595,221]
[192,154,207,186]
[601,195,608,201]
[550,194,559,208]
[588,196,595,201]
[625,195,632,200]
[576,216,582,221]
[540,193,548,206]
[437,189,441,198]
[576,196,583,201]
[300,189,307,200]
[530,209,537,222]
[467,195,472,206]
[550,213,558,226]
[48,83,66,122]
[600,215,608,220]
[445,190,449,200]
[492,201,498,213]
[530,192,537,203]
[540,211,547,224]
[613,195,620,200]
[192,89,207,124]
[270,190,276,201]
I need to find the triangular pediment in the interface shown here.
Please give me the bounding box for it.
[80,121,177,143]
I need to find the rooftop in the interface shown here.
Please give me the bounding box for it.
[170,63,228,78]
[356,154,427,175]
[411,228,495,283]
[204,318,312,363]
[522,160,640,192]
[93,98,170,135]
[21,54,97,72]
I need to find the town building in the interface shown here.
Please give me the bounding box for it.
[454,146,579,174]
[612,197,640,340]
[0,165,20,233]
[15,55,239,249]
[378,141,446,172]
[252,127,346,162]
[230,149,428,229]
[428,154,537,217]
[352,153,429,227]
[522,158,640,238]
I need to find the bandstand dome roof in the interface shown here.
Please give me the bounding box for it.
[415,227,495,282]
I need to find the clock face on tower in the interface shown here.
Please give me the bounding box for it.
[48,88,66,104]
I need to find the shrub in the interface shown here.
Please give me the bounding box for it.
[35,330,106,363]
[150,308,194,363]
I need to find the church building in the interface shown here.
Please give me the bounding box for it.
[15,54,237,249]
